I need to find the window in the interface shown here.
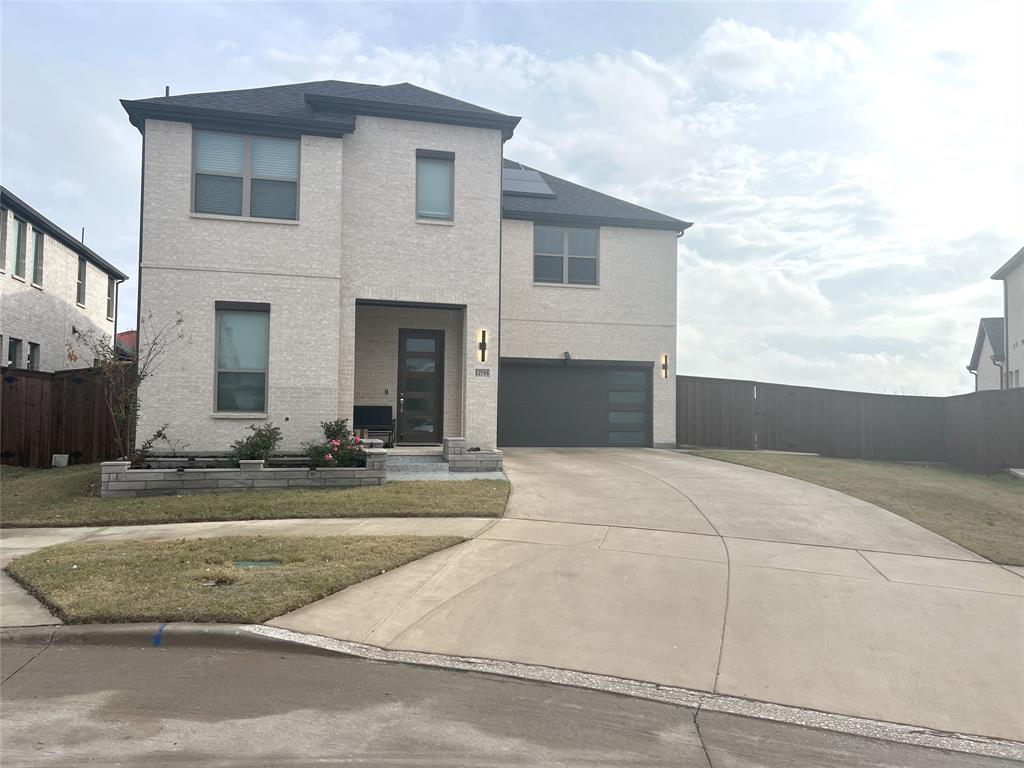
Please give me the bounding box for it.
[193,130,299,220]
[12,216,26,278]
[215,302,270,413]
[76,256,86,305]
[7,337,22,368]
[0,208,7,271]
[533,225,598,285]
[106,276,116,320]
[31,229,44,285]
[416,150,454,220]
[27,342,40,371]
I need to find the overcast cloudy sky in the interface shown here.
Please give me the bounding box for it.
[3,1,1022,394]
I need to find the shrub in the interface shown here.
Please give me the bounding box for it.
[230,423,282,464]
[320,418,353,443]
[306,429,367,469]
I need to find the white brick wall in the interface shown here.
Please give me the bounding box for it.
[0,208,116,371]
[499,219,678,446]
[1004,263,1023,387]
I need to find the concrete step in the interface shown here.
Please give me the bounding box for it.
[389,454,445,465]
[387,462,450,474]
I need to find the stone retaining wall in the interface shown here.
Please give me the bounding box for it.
[100,450,388,497]
[442,437,503,473]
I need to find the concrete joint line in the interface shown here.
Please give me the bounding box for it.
[246,625,1024,761]
[1,627,56,685]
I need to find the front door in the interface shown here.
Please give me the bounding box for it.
[397,329,444,443]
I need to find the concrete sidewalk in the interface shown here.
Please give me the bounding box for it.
[0,517,495,628]
[270,448,1024,742]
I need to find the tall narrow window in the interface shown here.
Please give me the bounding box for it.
[7,337,22,368]
[106,277,116,320]
[533,225,599,285]
[76,256,87,305]
[415,150,454,220]
[193,131,299,220]
[215,302,270,413]
[0,208,7,271]
[12,217,26,278]
[27,343,40,371]
[31,229,44,285]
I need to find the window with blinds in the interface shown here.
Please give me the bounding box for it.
[193,130,299,220]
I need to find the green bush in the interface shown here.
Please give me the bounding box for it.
[320,418,353,443]
[230,423,283,464]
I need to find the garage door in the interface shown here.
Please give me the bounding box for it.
[497,359,653,447]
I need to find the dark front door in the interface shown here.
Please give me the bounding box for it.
[397,329,444,443]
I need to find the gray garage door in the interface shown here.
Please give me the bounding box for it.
[497,359,653,447]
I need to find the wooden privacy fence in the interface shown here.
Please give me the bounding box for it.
[677,375,1024,474]
[1,367,123,468]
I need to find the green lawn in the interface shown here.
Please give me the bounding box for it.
[1,464,509,528]
[692,451,1024,566]
[4,534,463,624]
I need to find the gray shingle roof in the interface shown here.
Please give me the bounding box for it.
[968,317,1006,371]
[123,80,520,138]
[502,159,691,232]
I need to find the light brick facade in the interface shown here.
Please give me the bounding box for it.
[1003,261,1023,388]
[0,205,119,372]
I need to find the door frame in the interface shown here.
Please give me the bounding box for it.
[396,328,445,444]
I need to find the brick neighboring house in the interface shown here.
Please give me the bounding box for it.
[0,187,127,372]
[967,317,1005,391]
[992,247,1024,389]
[121,81,691,453]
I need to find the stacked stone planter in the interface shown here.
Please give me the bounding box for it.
[100,449,388,498]
[442,437,503,472]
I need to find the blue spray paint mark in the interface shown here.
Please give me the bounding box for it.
[151,623,167,647]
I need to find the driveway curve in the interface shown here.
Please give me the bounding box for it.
[272,449,1024,741]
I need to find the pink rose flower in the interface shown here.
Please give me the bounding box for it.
[324,453,333,461]
[354,436,361,444]
[329,439,341,447]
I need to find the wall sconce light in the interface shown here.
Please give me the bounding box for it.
[478,330,488,363]
[661,354,670,379]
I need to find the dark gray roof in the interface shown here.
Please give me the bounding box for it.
[501,159,692,232]
[122,80,520,139]
[0,186,128,281]
[968,317,1006,371]
[992,246,1024,280]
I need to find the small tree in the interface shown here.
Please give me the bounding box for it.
[67,310,188,461]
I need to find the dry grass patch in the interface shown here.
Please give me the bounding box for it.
[692,451,1024,565]
[0,464,509,527]
[4,534,463,624]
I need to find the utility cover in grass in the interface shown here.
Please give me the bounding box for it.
[4,535,463,624]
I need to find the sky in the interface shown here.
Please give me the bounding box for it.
[3,1,1022,395]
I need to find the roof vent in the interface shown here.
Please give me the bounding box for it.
[502,168,555,198]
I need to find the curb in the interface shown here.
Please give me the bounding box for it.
[0,623,344,657]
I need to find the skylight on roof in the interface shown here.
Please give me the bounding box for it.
[502,168,555,198]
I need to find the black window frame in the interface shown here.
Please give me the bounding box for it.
[76,256,87,306]
[415,149,455,221]
[532,225,599,286]
[192,129,300,221]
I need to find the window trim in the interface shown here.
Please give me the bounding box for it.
[106,276,116,321]
[191,129,300,221]
[214,301,271,415]
[12,215,27,279]
[415,149,455,222]
[532,224,600,286]
[31,228,44,286]
[76,256,87,306]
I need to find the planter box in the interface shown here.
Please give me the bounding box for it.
[442,437,503,473]
[100,449,388,497]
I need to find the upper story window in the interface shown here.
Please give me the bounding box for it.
[416,150,454,221]
[193,130,299,221]
[106,276,116,321]
[31,229,44,286]
[533,225,599,285]
[76,256,87,305]
[11,216,26,279]
[0,208,7,271]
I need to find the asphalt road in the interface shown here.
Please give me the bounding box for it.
[0,642,1016,767]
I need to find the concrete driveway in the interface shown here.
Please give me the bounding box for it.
[272,448,1024,741]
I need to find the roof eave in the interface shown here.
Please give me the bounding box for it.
[0,186,128,280]
[991,246,1024,279]
[502,208,693,233]
[120,99,356,138]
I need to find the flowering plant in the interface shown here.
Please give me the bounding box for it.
[305,418,366,468]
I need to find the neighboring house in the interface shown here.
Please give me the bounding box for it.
[992,247,1024,389]
[115,329,138,359]
[0,187,127,372]
[121,80,690,453]
[966,317,1005,391]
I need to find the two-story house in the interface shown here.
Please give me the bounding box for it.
[966,317,1005,391]
[992,247,1024,388]
[121,81,690,453]
[0,187,127,371]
